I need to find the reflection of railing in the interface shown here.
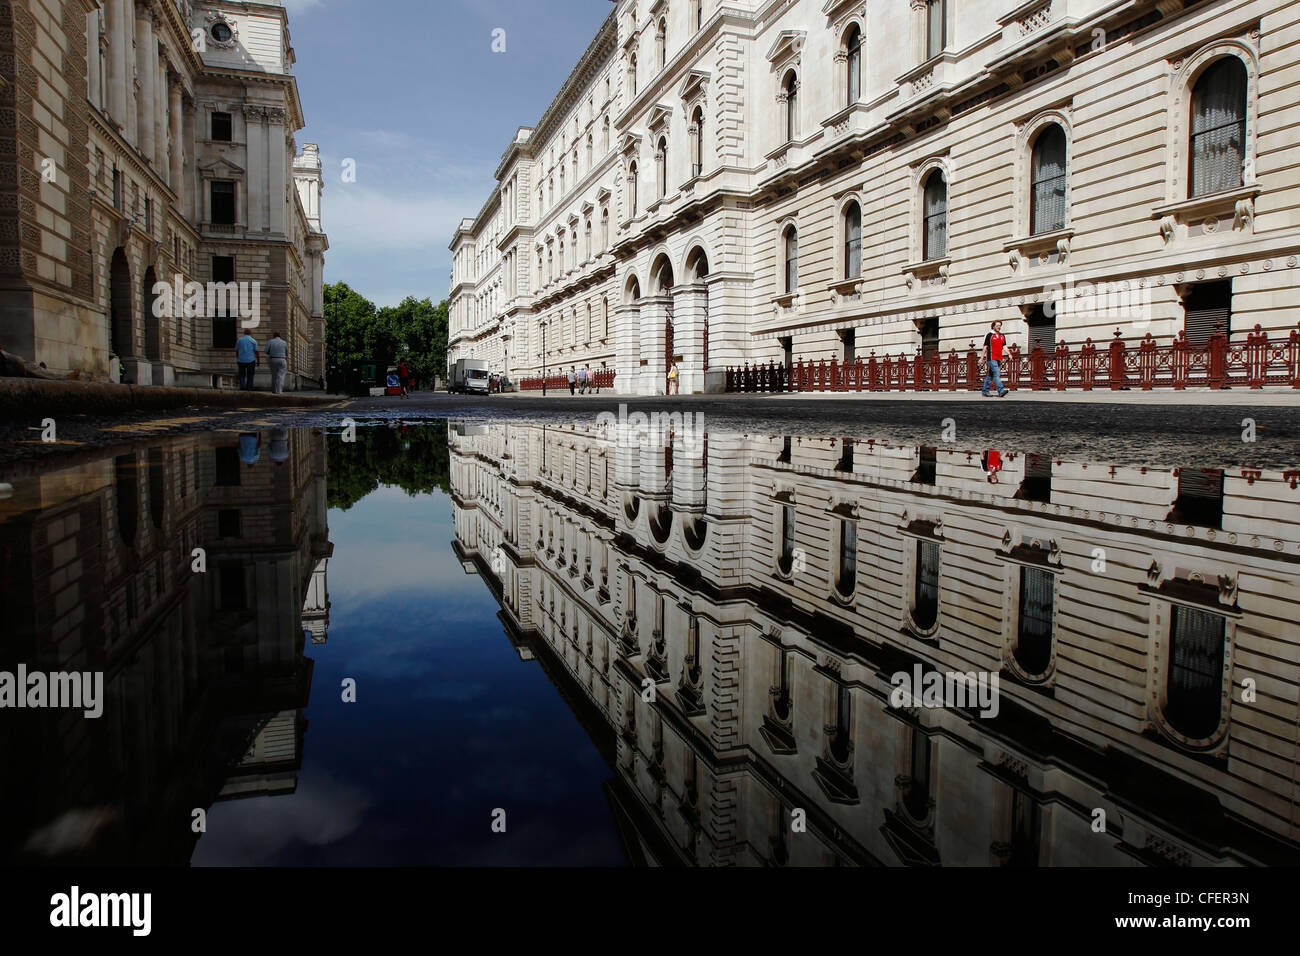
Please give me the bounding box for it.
[518,370,616,391]
[725,326,1300,392]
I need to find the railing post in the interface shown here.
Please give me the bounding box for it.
[1246,324,1267,389]
[966,347,979,391]
[1053,342,1069,390]
[1108,330,1127,390]
[1208,331,1228,389]
[1030,342,1046,390]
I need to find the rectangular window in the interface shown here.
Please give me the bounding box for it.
[915,446,937,485]
[1183,280,1231,346]
[211,111,232,141]
[210,180,236,225]
[218,508,241,538]
[1021,453,1052,502]
[1173,468,1224,528]
[212,255,235,283]
[219,561,247,611]
[839,520,857,594]
[215,446,241,486]
[112,168,122,210]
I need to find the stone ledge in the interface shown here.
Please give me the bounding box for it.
[0,378,342,421]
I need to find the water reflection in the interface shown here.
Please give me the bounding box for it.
[0,429,330,862]
[448,420,1300,866]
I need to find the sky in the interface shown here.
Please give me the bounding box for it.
[281,0,614,308]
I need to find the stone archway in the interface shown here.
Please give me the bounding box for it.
[110,248,133,361]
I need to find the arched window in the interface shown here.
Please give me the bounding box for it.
[922,169,947,260]
[1014,567,1054,678]
[600,208,609,248]
[913,539,940,630]
[586,133,593,168]
[628,161,639,216]
[1164,605,1226,740]
[837,520,857,597]
[657,19,667,69]
[843,201,862,279]
[783,224,798,293]
[691,107,705,177]
[1189,57,1247,197]
[656,137,667,198]
[584,219,592,260]
[845,25,862,105]
[629,54,638,96]
[926,0,947,59]
[783,70,799,142]
[602,296,610,336]
[778,504,796,575]
[602,116,610,153]
[696,0,704,31]
[1030,124,1067,234]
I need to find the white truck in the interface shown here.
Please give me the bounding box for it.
[450,358,490,394]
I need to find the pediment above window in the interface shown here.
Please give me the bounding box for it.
[647,103,673,132]
[678,69,711,104]
[198,157,245,178]
[619,132,643,156]
[596,187,612,203]
[765,30,806,69]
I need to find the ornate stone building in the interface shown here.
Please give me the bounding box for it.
[0,427,331,861]
[450,420,1300,864]
[0,0,327,388]
[449,0,1299,394]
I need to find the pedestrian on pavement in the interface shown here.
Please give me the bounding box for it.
[981,321,1009,398]
[981,449,1003,483]
[398,359,411,398]
[568,367,576,395]
[577,365,588,394]
[266,331,289,394]
[236,329,259,390]
[584,364,593,395]
[239,432,261,467]
[597,363,605,394]
[270,427,290,465]
[667,361,680,395]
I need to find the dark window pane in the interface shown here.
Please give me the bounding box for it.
[211,180,236,224]
[211,111,232,141]
[1189,57,1247,197]
[914,540,939,629]
[1165,605,1225,738]
[1030,125,1067,234]
[1015,567,1054,676]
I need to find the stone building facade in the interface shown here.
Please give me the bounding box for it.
[450,420,1300,864]
[0,0,327,388]
[449,0,1300,395]
[0,427,330,861]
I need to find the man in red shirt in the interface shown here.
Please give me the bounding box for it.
[982,321,1009,397]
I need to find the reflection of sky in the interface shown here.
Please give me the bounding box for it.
[193,483,626,866]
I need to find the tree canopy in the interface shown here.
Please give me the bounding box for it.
[324,282,448,391]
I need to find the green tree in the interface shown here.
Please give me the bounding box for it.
[325,283,448,392]
[380,296,448,388]
[327,421,451,511]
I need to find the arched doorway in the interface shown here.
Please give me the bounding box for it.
[143,266,160,362]
[686,247,710,371]
[110,248,133,359]
[653,257,675,393]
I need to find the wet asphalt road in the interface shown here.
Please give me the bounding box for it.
[3,390,1299,474]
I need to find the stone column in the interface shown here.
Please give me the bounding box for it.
[614,300,641,395]
[107,0,129,127]
[182,96,197,221]
[638,294,670,395]
[268,108,288,236]
[701,273,747,379]
[671,282,707,395]
[136,12,155,159]
[169,78,183,198]
[911,0,929,64]
[244,106,265,230]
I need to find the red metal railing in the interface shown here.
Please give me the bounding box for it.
[725,325,1300,393]
[517,369,616,391]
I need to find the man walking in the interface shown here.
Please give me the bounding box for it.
[266,331,288,394]
[981,321,1009,398]
[577,365,588,394]
[568,367,576,395]
[236,328,259,391]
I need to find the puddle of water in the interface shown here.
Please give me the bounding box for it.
[1,417,1297,866]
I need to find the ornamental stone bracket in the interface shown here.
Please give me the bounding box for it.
[1152,184,1261,244]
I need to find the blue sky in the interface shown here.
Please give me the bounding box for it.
[282,0,614,307]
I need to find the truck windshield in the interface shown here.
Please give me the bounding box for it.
[469,369,488,378]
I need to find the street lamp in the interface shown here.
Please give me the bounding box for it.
[541,318,548,396]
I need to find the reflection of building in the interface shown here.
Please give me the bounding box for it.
[451,421,1300,865]
[450,0,1300,394]
[0,0,327,387]
[0,428,331,862]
